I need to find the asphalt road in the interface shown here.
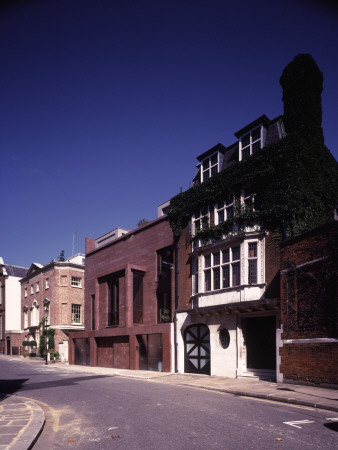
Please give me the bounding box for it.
[1,358,337,449]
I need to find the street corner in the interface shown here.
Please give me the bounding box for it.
[0,395,45,450]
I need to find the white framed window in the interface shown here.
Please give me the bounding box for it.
[201,153,218,182]
[24,287,27,298]
[30,285,34,294]
[192,206,209,235]
[248,242,258,284]
[203,246,241,292]
[71,304,81,324]
[31,301,39,326]
[242,187,255,210]
[36,282,39,292]
[215,194,235,225]
[0,281,2,305]
[24,310,28,328]
[240,127,263,160]
[71,277,82,288]
[45,278,49,289]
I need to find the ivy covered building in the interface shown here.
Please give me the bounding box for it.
[168,54,338,383]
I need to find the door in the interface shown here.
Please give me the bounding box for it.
[184,324,210,375]
[245,316,276,370]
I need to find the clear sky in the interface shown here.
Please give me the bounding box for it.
[1,0,337,268]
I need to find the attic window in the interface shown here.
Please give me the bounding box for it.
[240,127,262,161]
[202,153,218,182]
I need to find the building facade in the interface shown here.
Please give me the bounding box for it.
[280,221,338,385]
[0,258,28,355]
[174,116,284,380]
[20,254,85,361]
[69,215,174,372]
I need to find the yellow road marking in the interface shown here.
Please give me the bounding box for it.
[19,396,60,432]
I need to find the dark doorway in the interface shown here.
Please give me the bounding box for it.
[6,336,10,355]
[245,316,276,370]
[184,324,210,375]
[74,338,90,366]
[137,334,163,371]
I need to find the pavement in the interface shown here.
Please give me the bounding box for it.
[1,355,338,449]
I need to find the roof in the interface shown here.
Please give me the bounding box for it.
[196,143,226,162]
[234,114,271,138]
[4,265,28,278]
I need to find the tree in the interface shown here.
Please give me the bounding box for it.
[137,218,149,227]
[58,250,65,261]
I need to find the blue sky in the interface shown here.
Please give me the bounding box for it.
[1,0,337,268]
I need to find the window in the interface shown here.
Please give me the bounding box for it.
[36,282,39,292]
[71,304,81,324]
[31,302,39,326]
[31,285,34,294]
[24,287,27,298]
[219,328,230,349]
[91,295,95,330]
[157,247,173,323]
[203,245,241,292]
[202,153,218,181]
[133,271,144,324]
[248,242,258,284]
[240,127,262,160]
[71,277,82,288]
[0,281,2,305]
[0,316,2,339]
[24,310,28,328]
[107,276,119,326]
[216,194,234,224]
[45,278,49,289]
[193,206,209,234]
[243,187,255,210]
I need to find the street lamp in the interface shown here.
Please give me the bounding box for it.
[44,304,49,365]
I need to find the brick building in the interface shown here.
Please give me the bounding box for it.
[173,116,284,380]
[0,258,28,355]
[280,221,338,385]
[20,254,85,361]
[69,214,174,371]
[168,54,338,383]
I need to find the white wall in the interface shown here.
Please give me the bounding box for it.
[5,276,22,331]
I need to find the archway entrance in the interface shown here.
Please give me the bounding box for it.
[184,324,210,375]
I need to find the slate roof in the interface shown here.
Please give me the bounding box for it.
[5,265,28,278]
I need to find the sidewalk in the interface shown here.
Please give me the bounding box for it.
[1,355,338,449]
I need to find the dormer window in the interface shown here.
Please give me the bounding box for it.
[240,127,262,160]
[202,153,218,182]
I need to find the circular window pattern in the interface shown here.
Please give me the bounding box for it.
[219,328,230,349]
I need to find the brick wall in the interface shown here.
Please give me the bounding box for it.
[279,221,338,384]
[280,343,338,385]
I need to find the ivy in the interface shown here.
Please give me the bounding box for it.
[168,134,338,240]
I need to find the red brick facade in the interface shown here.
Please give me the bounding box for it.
[69,216,174,372]
[20,258,85,360]
[280,221,338,384]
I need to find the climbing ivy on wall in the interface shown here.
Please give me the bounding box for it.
[168,55,338,241]
[168,134,338,241]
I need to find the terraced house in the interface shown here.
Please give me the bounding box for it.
[168,54,338,382]
[20,254,85,361]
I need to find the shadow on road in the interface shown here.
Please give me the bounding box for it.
[0,375,110,395]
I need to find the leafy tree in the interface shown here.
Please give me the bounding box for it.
[58,250,65,261]
[137,218,149,227]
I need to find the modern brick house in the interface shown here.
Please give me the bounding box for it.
[69,214,174,371]
[20,254,85,361]
[0,258,28,355]
[280,221,338,385]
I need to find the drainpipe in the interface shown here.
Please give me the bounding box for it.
[174,239,179,373]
